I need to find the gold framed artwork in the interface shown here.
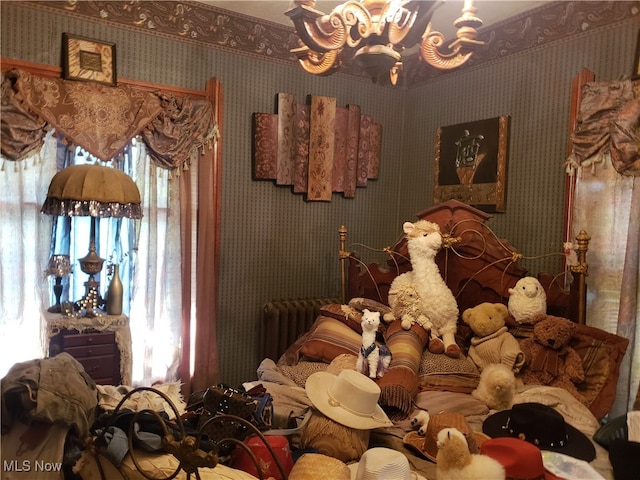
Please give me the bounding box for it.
[62,33,116,86]
[434,115,510,212]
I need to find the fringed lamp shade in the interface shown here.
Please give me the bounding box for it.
[41,163,142,316]
[41,164,143,219]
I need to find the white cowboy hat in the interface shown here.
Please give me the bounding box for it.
[348,448,427,480]
[305,370,393,430]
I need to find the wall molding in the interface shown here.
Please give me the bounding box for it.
[19,1,640,87]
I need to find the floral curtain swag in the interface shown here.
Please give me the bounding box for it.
[0,69,219,170]
[567,79,640,177]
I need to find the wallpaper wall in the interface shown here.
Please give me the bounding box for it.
[2,1,638,385]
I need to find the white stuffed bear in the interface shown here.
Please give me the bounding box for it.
[387,220,460,358]
[507,276,547,324]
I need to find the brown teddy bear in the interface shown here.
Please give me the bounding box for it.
[462,302,525,373]
[518,315,586,404]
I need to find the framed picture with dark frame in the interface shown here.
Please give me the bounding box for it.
[633,29,640,80]
[62,33,116,86]
[434,115,510,212]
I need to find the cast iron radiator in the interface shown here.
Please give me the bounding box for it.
[261,297,340,361]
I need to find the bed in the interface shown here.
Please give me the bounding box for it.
[5,200,629,480]
[244,199,629,479]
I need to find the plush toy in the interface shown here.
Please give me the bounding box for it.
[508,277,547,324]
[462,302,525,373]
[409,409,431,435]
[518,315,586,404]
[383,284,430,330]
[356,309,391,378]
[436,428,505,480]
[472,363,517,411]
[387,220,460,358]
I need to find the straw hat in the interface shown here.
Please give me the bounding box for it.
[403,411,489,462]
[480,437,563,480]
[305,370,393,430]
[299,410,370,463]
[482,402,596,462]
[348,448,427,480]
[288,453,350,480]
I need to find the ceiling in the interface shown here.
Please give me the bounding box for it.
[199,1,550,41]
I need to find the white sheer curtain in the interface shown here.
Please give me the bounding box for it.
[0,135,185,386]
[129,141,184,385]
[0,132,57,377]
[572,157,640,417]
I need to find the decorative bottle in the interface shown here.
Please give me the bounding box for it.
[106,264,123,315]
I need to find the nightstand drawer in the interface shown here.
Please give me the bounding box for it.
[63,331,115,347]
[64,343,116,358]
[75,354,116,379]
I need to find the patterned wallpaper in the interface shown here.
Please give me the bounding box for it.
[2,1,639,385]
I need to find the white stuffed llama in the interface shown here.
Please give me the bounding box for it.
[471,363,517,411]
[356,309,391,378]
[508,276,547,324]
[436,428,505,480]
[387,220,460,358]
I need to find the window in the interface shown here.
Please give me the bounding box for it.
[0,134,184,386]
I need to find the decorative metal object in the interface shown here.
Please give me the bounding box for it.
[46,254,71,313]
[286,0,483,85]
[91,387,288,480]
[41,163,142,317]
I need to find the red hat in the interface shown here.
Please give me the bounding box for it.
[480,437,562,480]
[230,434,293,480]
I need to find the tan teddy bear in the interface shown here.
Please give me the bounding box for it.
[518,315,586,404]
[462,302,525,373]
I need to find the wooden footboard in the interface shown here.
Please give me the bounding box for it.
[340,199,589,324]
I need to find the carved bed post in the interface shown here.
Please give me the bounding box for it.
[339,225,348,304]
[563,68,595,272]
[570,230,591,325]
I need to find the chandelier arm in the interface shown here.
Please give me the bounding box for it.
[292,46,341,76]
[387,1,442,48]
[286,2,374,53]
[420,30,473,70]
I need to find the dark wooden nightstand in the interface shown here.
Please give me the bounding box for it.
[45,313,132,385]
[49,329,121,385]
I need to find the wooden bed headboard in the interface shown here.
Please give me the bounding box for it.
[340,200,589,324]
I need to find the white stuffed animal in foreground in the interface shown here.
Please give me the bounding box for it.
[409,409,430,435]
[471,363,517,411]
[356,309,391,378]
[387,220,460,358]
[508,276,547,324]
[436,428,505,480]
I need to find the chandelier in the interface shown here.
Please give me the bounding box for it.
[286,0,484,85]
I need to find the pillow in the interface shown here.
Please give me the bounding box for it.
[319,303,363,333]
[419,350,479,376]
[298,316,362,363]
[414,390,489,417]
[417,350,480,393]
[569,323,629,420]
[508,320,629,420]
[348,297,392,316]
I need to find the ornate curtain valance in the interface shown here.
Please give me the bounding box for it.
[570,79,640,176]
[1,68,218,169]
